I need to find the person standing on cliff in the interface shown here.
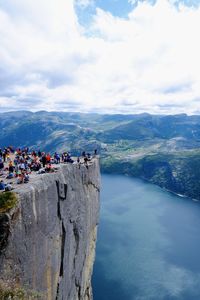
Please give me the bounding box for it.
[0,158,4,171]
[2,150,6,162]
[38,150,42,157]
[46,153,51,164]
[84,156,89,169]
[41,154,47,168]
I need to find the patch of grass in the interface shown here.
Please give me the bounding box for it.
[0,281,42,300]
[0,192,17,213]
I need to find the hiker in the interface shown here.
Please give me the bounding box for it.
[0,180,5,190]
[54,153,60,164]
[8,161,15,173]
[9,146,15,153]
[14,163,19,176]
[45,163,54,173]
[38,150,42,157]
[63,153,68,163]
[94,149,97,155]
[17,173,24,184]
[24,147,29,154]
[41,154,47,168]
[4,148,10,162]
[2,151,6,162]
[66,155,74,163]
[31,161,41,171]
[87,153,91,160]
[17,148,22,156]
[77,157,81,169]
[37,168,46,174]
[46,153,51,163]
[84,156,89,169]
[0,159,4,170]
[24,172,29,183]
[5,183,13,191]
[6,172,14,179]
[32,150,37,158]
[19,162,25,170]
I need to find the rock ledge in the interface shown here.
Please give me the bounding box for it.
[0,158,100,300]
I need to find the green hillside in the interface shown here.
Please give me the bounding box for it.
[1,111,200,199]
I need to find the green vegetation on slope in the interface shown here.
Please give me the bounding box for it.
[0,281,41,300]
[101,151,200,200]
[0,192,18,213]
[1,111,200,199]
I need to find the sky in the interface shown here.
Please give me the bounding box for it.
[0,0,200,114]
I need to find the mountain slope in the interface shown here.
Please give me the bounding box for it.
[1,111,200,199]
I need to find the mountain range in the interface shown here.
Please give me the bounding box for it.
[1,111,200,200]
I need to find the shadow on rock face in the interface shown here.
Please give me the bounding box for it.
[0,214,10,254]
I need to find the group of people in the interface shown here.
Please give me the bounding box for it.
[0,179,13,191]
[0,146,98,192]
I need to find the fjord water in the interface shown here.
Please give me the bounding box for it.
[92,174,200,300]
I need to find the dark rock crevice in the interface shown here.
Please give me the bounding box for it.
[60,222,66,278]
[85,287,91,300]
[0,214,10,254]
[56,181,68,201]
[85,181,100,192]
[56,180,67,300]
[56,221,66,300]
[75,283,81,299]
[73,223,79,258]
[73,221,80,282]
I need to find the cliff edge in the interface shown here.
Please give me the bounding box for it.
[0,158,100,300]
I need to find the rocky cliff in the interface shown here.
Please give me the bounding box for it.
[0,158,100,300]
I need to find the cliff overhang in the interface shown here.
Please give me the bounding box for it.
[0,158,100,300]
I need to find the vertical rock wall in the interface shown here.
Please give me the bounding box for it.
[0,158,100,300]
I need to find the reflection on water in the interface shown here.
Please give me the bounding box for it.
[92,174,200,300]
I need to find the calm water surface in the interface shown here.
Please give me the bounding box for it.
[92,174,200,300]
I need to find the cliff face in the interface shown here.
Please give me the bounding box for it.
[0,158,100,300]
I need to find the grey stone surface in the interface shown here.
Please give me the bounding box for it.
[0,158,100,300]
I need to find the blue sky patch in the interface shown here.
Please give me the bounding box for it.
[75,0,200,26]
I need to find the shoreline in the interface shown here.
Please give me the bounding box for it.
[101,170,199,203]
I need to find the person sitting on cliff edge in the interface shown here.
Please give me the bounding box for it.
[0,180,5,190]
[45,163,54,173]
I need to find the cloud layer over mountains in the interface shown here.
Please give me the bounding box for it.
[0,0,200,114]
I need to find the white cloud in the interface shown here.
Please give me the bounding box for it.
[128,0,147,5]
[0,0,200,114]
[128,0,138,4]
[74,0,94,8]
